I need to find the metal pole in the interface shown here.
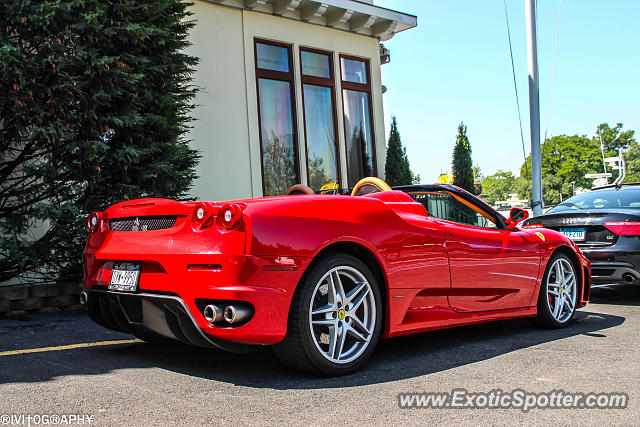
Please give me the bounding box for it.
[526,0,543,216]
[599,133,608,183]
[618,147,626,185]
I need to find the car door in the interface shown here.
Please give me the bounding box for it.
[410,191,541,312]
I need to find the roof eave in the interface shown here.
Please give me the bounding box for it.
[204,0,417,40]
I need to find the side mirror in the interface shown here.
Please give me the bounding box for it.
[506,207,529,230]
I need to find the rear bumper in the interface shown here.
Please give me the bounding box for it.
[589,263,640,284]
[88,289,253,352]
[83,254,312,345]
[581,245,640,285]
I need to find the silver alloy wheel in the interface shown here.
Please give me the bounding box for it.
[308,266,376,364]
[546,258,577,323]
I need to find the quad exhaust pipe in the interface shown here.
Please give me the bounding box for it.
[223,305,252,324]
[80,290,88,305]
[203,304,252,325]
[203,304,223,323]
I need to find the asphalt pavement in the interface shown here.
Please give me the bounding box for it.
[0,284,638,426]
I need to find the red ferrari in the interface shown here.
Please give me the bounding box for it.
[82,177,590,375]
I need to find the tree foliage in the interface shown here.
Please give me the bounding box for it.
[384,116,414,186]
[518,123,637,205]
[623,141,640,183]
[451,122,474,193]
[262,132,296,196]
[0,0,199,283]
[520,135,601,187]
[481,170,517,204]
[596,123,640,182]
[596,123,636,153]
[347,125,374,187]
[516,174,570,206]
[472,165,484,182]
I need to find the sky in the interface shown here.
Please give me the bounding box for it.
[376,0,640,183]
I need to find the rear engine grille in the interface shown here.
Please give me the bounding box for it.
[109,216,177,232]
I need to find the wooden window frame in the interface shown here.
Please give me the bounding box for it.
[339,54,377,187]
[298,47,341,190]
[254,38,300,195]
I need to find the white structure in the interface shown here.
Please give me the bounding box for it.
[185,0,416,200]
[495,193,529,210]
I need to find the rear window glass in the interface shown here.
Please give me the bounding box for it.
[548,188,640,212]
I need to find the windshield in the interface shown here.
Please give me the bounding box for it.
[548,188,640,212]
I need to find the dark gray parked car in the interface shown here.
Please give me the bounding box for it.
[524,184,640,285]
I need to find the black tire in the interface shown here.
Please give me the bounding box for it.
[536,253,579,328]
[273,253,383,376]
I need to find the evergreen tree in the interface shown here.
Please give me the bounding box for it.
[0,0,199,283]
[384,116,413,186]
[262,132,296,196]
[452,122,475,193]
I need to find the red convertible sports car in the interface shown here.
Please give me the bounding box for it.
[82,177,590,375]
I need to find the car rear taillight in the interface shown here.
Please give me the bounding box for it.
[218,203,243,230]
[193,202,216,227]
[604,221,640,236]
[86,212,101,233]
[522,223,543,229]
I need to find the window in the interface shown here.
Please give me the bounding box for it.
[300,48,340,191]
[341,58,369,84]
[255,40,299,196]
[340,55,375,188]
[409,191,499,229]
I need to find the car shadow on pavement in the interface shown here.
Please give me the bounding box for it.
[0,308,626,388]
[588,283,640,306]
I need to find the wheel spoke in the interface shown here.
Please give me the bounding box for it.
[563,296,574,311]
[547,289,561,297]
[312,318,335,327]
[312,304,334,316]
[327,325,338,358]
[556,262,565,286]
[347,285,370,313]
[332,326,347,360]
[330,271,346,304]
[345,281,367,306]
[349,314,371,337]
[553,294,564,319]
[344,322,368,342]
[563,271,574,286]
[327,276,338,305]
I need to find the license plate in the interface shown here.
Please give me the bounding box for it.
[109,262,142,292]
[559,228,586,241]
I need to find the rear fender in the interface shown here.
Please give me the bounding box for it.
[527,229,589,307]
